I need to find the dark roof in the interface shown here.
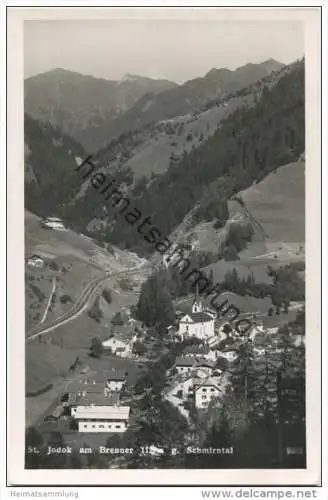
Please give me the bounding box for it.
[68,381,105,394]
[253,333,269,345]
[175,357,197,367]
[217,337,235,350]
[215,357,229,370]
[195,377,221,391]
[221,346,239,353]
[183,344,210,355]
[71,392,120,407]
[181,312,214,323]
[204,307,217,316]
[106,370,126,381]
[103,336,128,345]
[196,358,216,368]
[44,217,64,222]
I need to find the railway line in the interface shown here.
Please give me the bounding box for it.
[26,265,149,342]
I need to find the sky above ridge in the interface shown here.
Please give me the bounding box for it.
[24,15,304,83]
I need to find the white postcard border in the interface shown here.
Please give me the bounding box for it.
[5,4,323,487]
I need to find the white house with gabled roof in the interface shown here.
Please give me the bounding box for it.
[105,370,126,392]
[195,377,223,410]
[175,356,197,375]
[102,336,132,357]
[183,343,219,363]
[195,358,216,378]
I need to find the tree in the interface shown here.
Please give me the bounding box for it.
[194,185,229,226]
[48,261,59,271]
[47,431,65,447]
[26,426,43,448]
[234,420,277,468]
[102,288,112,304]
[283,301,289,314]
[118,278,132,291]
[222,323,232,334]
[133,398,188,465]
[90,337,104,358]
[88,296,103,323]
[132,341,147,357]
[136,270,175,327]
[60,294,73,304]
[69,356,81,372]
[86,451,108,469]
[223,268,240,293]
[230,340,257,401]
[217,310,307,468]
[269,265,305,304]
[207,268,214,284]
[201,411,235,468]
[67,450,85,469]
[224,243,240,261]
[111,311,124,326]
[225,223,254,253]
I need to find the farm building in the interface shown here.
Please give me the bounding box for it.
[66,379,106,407]
[195,358,216,378]
[175,357,197,375]
[27,254,44,268]
[41,217,65,230]
[105,370,126,392]
[71,392,130,433]
[102,336,132,358]
[195,378,222,410]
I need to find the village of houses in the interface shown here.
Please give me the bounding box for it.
[26,215,298,460]
[36,282,282,459]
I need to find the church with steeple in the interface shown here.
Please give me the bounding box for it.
[178,285,216,342]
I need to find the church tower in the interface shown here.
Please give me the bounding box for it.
[192,283,203,313]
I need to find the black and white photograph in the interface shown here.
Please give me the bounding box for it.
[5,6,322,488]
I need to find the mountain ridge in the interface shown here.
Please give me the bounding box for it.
[25,59,284,152]
[24,68,178,152]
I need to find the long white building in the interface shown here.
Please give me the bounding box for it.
[70,392,130,433]
[73,405,130,433]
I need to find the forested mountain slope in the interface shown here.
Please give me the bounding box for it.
[89,59,298,183]
[24,114,88,217]
[65,60,304,256]
[110,59,284,137]
[25,69,177,152]
[24,60,304,261]
[80,93,255,183]
[25,61,283,152]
